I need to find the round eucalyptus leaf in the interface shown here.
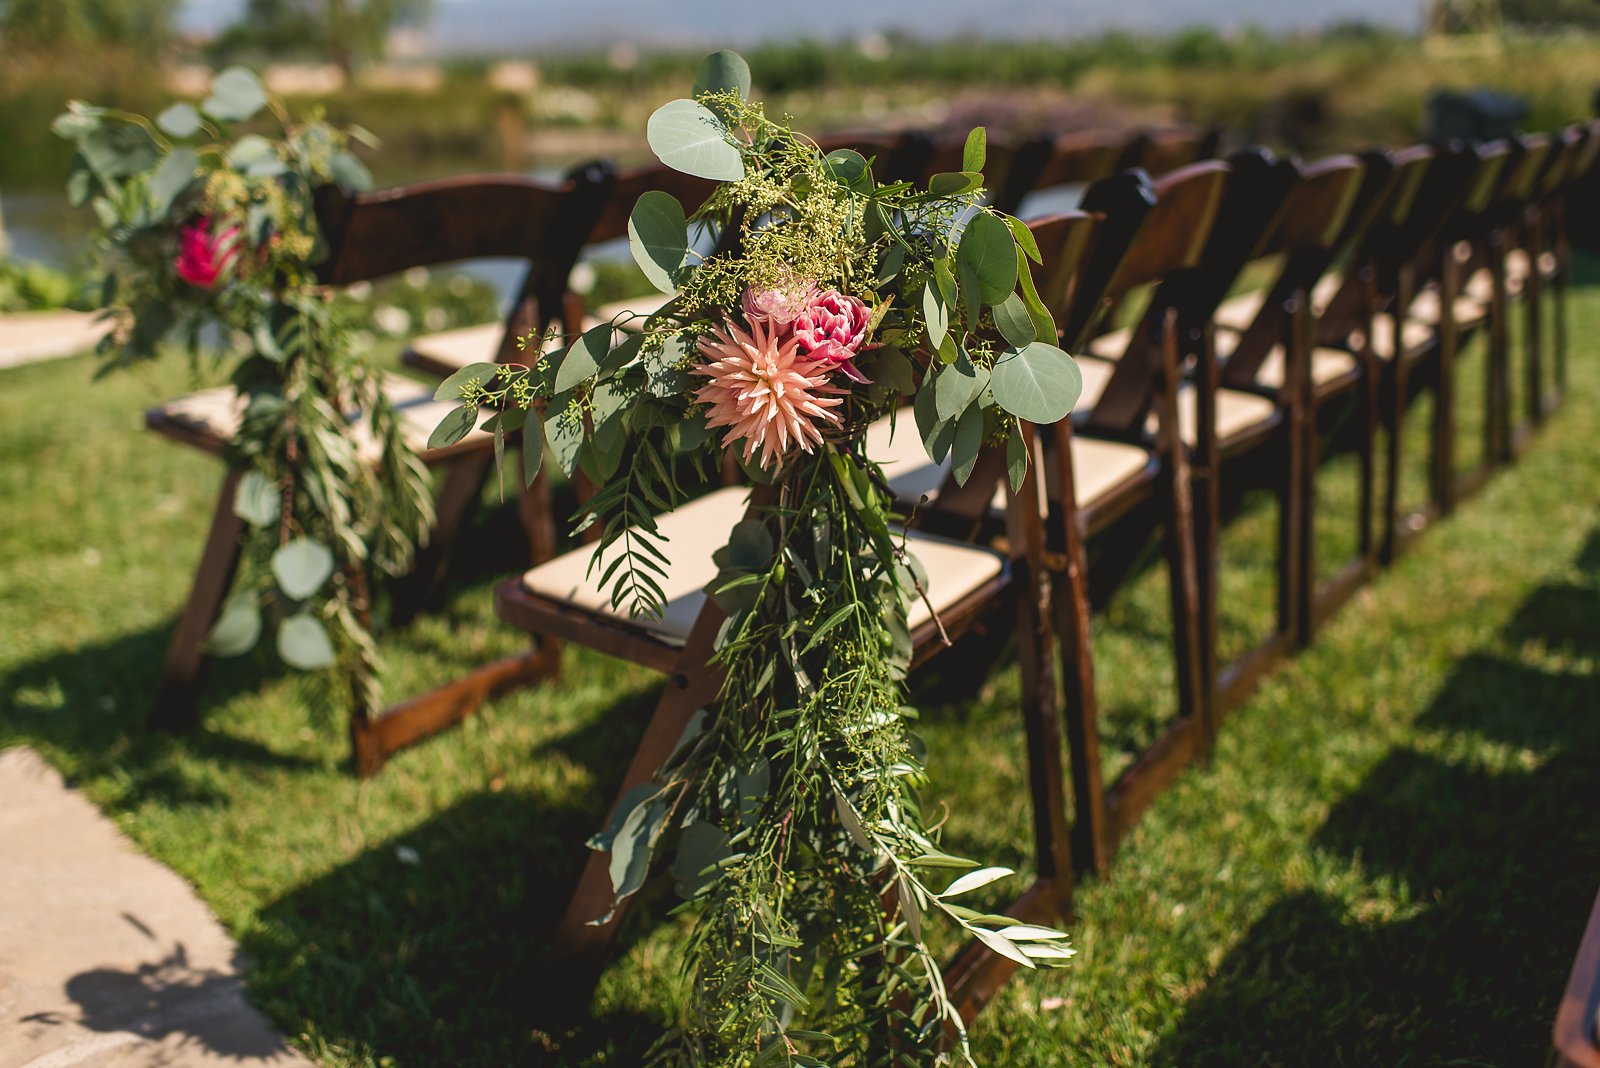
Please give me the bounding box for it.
[993,292,1037,347]
[554,324,612,394]
[928,170,984,197]
[692,50,751,100]
[232,470,280,528]
[673,819,733,899]
[627,190,688,295]
[990,343,1083,424]
[156,103,202,138]
[205,596,261,657]
[646,99,744,182]
[824,149,873,193]
[271,537,335,600]
[203,66,268,123]
[956,212,1018,306]
[277,613,336,670]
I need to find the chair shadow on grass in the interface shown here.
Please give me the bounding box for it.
[240,731,668,1067]
[1150,535,1600,1066]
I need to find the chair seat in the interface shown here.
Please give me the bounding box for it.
[520,485,1007,644]
[1213,329,1361,391]
[1368,314,1437,360]
[1173,382,1278,446]
[864,413,1155,512]
[1406,287,1489,328]
[1213,289,1268,334]
[148,375,490,460]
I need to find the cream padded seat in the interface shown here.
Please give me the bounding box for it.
[520,485,1006,643]
[1212,329,1361,391]
[1406,287,1490,328]
[1368,314,1438,360]
[151,375,490,457]
[1172,383,1277,446]
[864,411,1154,512]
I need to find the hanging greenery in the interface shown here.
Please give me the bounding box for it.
[433,51,1082,1065]
[55,67,435,710]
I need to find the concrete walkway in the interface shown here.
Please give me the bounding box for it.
[0,748,312,1068]
[0,311,111,371]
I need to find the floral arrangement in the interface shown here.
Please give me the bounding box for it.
[55,68,434,709]
[434,52,1083,1065]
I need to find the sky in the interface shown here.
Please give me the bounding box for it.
[179,0,1422,52]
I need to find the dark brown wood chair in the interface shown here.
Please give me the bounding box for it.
[1210,154,1376,647]
[998,129,1127,216]
[143,168,613,773]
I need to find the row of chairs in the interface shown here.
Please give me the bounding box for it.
[139,119,1597,1021]
[143,122,1222,760]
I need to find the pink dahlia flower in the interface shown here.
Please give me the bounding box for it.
[173,218,241,290]
[741,279,818,328]
[793,289,872,382]
[693,317,846,470]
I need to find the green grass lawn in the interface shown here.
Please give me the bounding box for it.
[3,263,1597,1066]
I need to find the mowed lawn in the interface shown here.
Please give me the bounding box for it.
[2,260,1597,1067]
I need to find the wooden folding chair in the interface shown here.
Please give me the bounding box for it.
[144,168,613,773]
[1508,125,1596,446]
[1001,129,1127,218]
[1198,156,1377,660]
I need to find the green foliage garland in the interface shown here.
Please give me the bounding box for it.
[436,52,1082,1064]
[55,68,435,709]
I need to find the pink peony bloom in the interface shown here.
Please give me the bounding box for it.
[173,218,241,290]
[692,316,846,470]
[741,279,818,328]
[793,289,873,382]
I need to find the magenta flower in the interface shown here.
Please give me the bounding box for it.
[173,218,241,290]
[793,289,872,382]
[741,279,818,328]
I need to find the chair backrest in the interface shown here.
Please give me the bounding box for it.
[1135,127,1220,177]
[1496,133,1556,212]
[1536,124,1588,198]
[1075,159,1232,436]
[1220,154,1369,387]
[314,163,615,361]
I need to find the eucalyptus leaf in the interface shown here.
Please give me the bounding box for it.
[927,170,984,197]
[935,355,987,423]
[427,404,477,450]
[672,819,732,899]
[521,408,545,487]
[277,613,336,670]
[156,102,202,138]
[554,324,611,393]
[1007,428,1029,492]
[957,211,1018,306]
[546,406,586,477]
[646,99,743,181]
[205,595,261,657]
[232,470,280,528]
[922,282,948,350]
[990,342,1083,424]
[994,292,1037,347]
[693,49,751,100]
[938,865,1015,899]
[963,126,987,173]
[148,147,198,220]
[627,190,689,295]
[271,538,334,600]
[609,796,670,902]
[951,401,984,486]
[824,149,873,193]
[203,66,268,123]
[432,361,499,402]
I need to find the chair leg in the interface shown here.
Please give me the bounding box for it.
[1432,265,1460,518]
[1379,340,1407,566]
[1525,221,1546,431]
[545,615,728,1011]
[389,455,491,627]
[1014,554,1075,920]
[1486,240,1511,466]
[149,469,246,732]
[1053,530,1108,877]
